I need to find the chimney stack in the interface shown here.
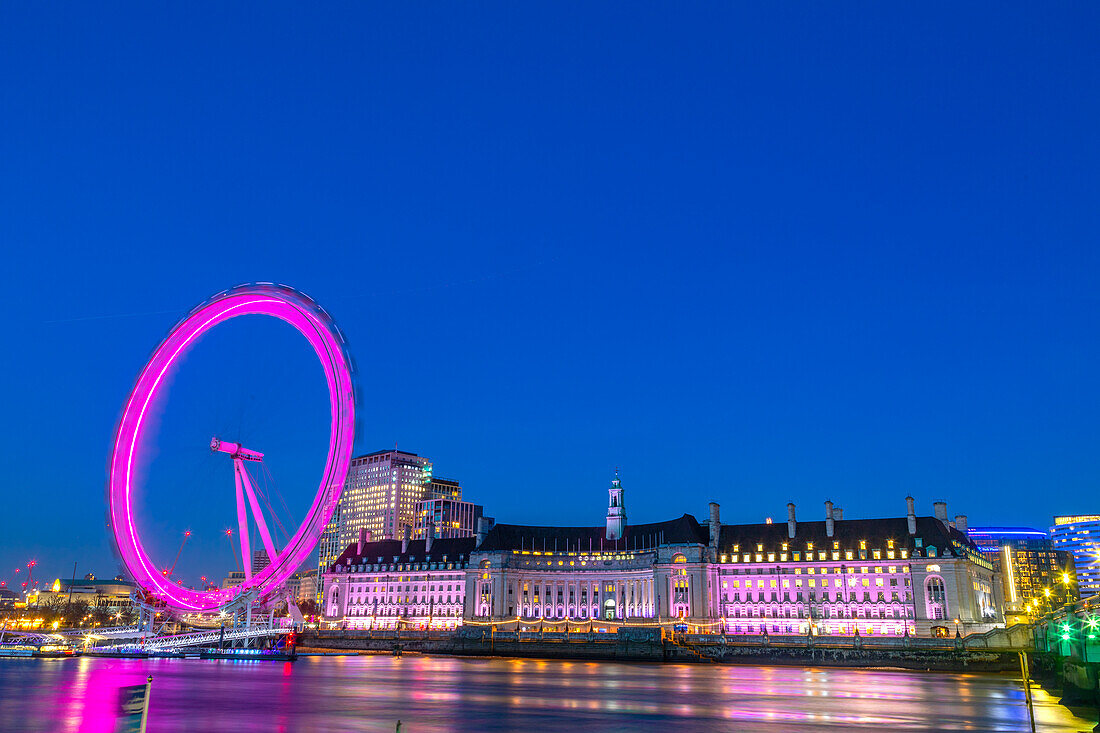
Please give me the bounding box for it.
[833,507,843,520]
[476,517,489,548]
[425,519,435,553]
[954,515,968,534]
[787,502,796,539]
[906,496,917,536]
[401,524,411,554]
[708,502,721,548]
[357,527,367,556]
[825,500,835,538]
[933,501,948,522]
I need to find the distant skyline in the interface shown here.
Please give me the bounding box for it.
[2,3,1099,589]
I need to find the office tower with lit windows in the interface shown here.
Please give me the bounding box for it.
[316,449,433,599]
[337,449,432,543]
[1050,515,1100,596]
[424,476,462,502]
[414,498,487,540]
[967,527,1078,621]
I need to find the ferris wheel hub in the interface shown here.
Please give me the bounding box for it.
[210,437,264,462]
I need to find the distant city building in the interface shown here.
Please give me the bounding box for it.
[0,587,20,610]
[251,550,271,576]
[968,527,1078,621]
[414,498,486,540]
[33,576,137,611]
[296,569,317,604]
[221,571,245,590]
[423,476,461,502]
[284,572,302,599]
[322,478,1002,637]
[282,568,318,605]
[1050,515,1100,596]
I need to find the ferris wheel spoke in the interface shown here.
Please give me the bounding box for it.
[239,461,280,567]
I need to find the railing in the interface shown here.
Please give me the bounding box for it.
[675,625,1037,652]
[1031,594,1100,661]
[308,617,1062,653]
[64,625,143,639]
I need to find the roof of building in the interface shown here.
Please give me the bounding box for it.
[355,449,422,459]
[967,526,1048,538]
[718,516,978,555]
[55,578,137,590]
[330,513,981,567]
[419,497,482,507]
[331,536,477,569]
[477,514,708,553]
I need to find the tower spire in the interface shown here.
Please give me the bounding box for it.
[606,470,626,541]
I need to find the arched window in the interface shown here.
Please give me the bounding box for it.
[925,576,947,620]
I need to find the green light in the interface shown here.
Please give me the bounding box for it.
[1062,633,1071,641]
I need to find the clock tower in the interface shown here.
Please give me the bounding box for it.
[605,469,627,541]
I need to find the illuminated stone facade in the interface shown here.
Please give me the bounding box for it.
[322,477,1004,637]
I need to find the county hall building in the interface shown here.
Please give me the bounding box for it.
[321,475,1003,637]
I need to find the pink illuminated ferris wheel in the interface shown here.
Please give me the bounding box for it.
[107,284,356,613]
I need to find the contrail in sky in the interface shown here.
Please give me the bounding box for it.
[43,308,185,325]
[43,256,559,324]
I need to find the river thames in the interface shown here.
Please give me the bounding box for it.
[0,655,1094,732]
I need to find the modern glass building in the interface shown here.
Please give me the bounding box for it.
[414,497,486,540]
[1050,515,1100,597]
[967,527,1077,619]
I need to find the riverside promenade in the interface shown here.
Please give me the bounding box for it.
[301,623,1039,672]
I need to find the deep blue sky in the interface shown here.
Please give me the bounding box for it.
[2,4,1098,590]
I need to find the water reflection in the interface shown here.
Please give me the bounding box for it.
[0,655,1093,732]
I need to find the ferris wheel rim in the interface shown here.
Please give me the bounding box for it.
[108,283,355,613]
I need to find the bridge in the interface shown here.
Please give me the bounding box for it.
[1020,594,1100,728]
[135,625,285,651]
[58,625,143,640]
